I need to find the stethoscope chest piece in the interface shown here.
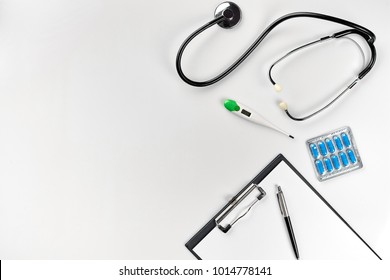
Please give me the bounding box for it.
[214,2,241,29]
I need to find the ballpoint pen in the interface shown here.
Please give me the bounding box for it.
[276,185,300,260]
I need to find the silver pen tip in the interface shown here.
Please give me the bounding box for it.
[276,185,282,193]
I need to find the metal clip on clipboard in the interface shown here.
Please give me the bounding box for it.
[215,184,266,233]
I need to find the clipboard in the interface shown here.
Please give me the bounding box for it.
[185,154,381,260]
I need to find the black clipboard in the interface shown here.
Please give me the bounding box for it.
[185,154,381,260]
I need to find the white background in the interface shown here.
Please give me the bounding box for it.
[0,0,389,259]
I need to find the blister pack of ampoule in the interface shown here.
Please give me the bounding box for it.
[306,126,363,181]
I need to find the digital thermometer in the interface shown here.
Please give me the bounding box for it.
[224,99,294,139]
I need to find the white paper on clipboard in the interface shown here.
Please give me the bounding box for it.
[192,161,378,260]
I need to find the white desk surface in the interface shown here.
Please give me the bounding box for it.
[0,0,389,259]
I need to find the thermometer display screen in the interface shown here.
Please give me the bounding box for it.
[241,109,251,117]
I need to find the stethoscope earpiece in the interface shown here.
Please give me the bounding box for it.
[214,2,241,29]
[274,84,283,92]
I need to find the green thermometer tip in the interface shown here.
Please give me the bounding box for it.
[224,99,240,112]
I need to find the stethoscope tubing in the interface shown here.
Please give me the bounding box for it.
[176,12,376,87]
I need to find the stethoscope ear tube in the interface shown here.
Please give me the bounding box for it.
[280,77,360,121]
[332,29,376,79]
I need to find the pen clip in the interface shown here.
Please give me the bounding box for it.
[277,192,284,216]
[276,186,289,217]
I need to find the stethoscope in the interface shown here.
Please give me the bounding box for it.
[176,2,376,121]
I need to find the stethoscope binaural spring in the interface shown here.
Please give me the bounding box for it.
[175,2,377,121]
